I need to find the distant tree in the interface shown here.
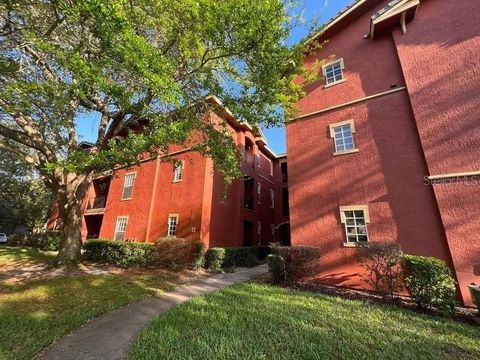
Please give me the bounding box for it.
[0,150,51,232]
[0,0,306,264]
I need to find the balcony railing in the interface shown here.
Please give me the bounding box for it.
[86,196,106,210]
[244,195,254,210]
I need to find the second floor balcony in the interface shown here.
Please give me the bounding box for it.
[85,196,106,214]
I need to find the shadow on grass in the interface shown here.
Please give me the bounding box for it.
[0,271,182,360]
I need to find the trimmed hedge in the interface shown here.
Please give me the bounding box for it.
[267,254,286,284]
[155,238,192,268]
[7,231,61,251]
[271,245,321,282]
[193,240,206,270]
[222,246,268,268]
[205,247,225,272]
[83,240,156,268]
[403,255,456,313]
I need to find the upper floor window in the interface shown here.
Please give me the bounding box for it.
[339,206,370,244]
[270,189,275,209]
[329,120,358,156]
[322,58,345,87]
[122,173,136,200]
[257,182,262,204]
[173,161,184,182]
[268,159,274,177]
[114,217,128,241]
[167,214,178,237]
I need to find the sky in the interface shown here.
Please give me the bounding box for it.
[76,0,353,154]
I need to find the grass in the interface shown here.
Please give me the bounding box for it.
[0,247,184,360]
[129,282,480,360]
[0,246,56,265]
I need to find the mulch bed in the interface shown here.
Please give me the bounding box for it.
[284,281,480,325]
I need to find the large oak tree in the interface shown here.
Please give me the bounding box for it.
[0,0,304,264]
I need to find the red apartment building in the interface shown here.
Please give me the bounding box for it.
[48,97,290,249]
[287,0,479,306]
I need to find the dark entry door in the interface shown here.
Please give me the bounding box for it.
[243,221,254,246]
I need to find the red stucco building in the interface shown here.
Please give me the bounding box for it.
[287,0,479,306]
[48,97,290,249]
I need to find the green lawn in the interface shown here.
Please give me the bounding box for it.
[0,246,56,265]
[130,283,480,360]
[0,247,184,360]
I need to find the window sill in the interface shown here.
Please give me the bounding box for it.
[172,180,182,183]
[324,78,346,88]
[333,148,359,157]
[120,198,132,201]
[342,242,363,248]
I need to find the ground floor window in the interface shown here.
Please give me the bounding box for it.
[114,217,128,241]
[339,206,369,243]
[167,214,178,237]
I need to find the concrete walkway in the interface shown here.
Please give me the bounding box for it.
[39,264,268,360]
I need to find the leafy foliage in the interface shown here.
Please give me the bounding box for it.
[267,254,286,284]
[271,245,321,282]
[83,239,156,267]
[193,240,206,270]
[357,242,404,298]
[205,247,225,272]
[403,255,457,313]
[0,151,51,231]
[222,246,270,268]
[155,237,192,269]
[0,0,306,262]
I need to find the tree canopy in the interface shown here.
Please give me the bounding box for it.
[0,0,305,262]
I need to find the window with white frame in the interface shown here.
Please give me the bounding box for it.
[257,221,262,243]
[269,159,274,177]
[173,161,184,182]
[329,120,356,154]
[340,206,369,244]
[322,58,345,86]
[122,173,136,199]
[114,217,128,241]
[257,182,262,204]
[167,214,178,237]
[270,189,275,209]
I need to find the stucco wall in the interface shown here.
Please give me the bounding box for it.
[393,0,480,305]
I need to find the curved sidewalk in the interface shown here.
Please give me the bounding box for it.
[39,264,268,360]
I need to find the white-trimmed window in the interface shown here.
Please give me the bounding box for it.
[340,206,370,244]
[329,120,357,155]
[257,221,262,243]
[114,217,128,241]
[122,173,136,199]
[173,161,184,182]
[268,159,274,177]
[322,58,345,86]
[257,182,262,204]
[167,214,178,237]
[270,189,275,209]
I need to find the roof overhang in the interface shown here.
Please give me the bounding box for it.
[368,0,420,39]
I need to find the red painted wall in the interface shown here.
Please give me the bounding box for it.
[288,0,479,305]
[393,0,480,305]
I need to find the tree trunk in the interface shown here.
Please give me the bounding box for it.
[54,172,91,265]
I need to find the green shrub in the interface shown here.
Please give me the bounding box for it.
[7,233,41,247]
[193,240,206,270]
[205,247,225,272]
[403,255,457,313]
[155,238,192,268]
[357,242,404,298]
[267,254,286,283]
[271,245,321,282]
[83,240,156,268]
[220,246,271,268]
[40,231,61,251]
